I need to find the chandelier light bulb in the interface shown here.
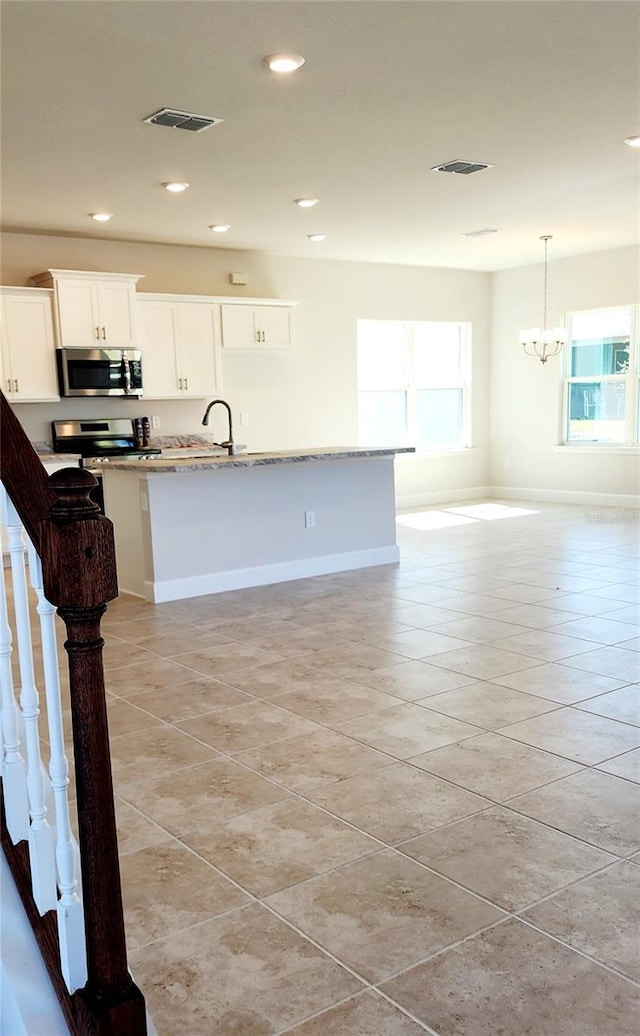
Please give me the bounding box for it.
[89,212,113,222]
[209,224,231,233]
[163,181,190,192]
[295,198,319,208]
[263,53,305,73]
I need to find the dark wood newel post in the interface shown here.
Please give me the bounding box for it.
[40,468,147,1035]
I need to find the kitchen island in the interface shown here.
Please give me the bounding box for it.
[101,446,412,602]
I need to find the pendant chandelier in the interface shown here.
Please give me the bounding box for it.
[519,235,568,364]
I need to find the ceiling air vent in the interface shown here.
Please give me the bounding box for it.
[463,228,499,238]
[432,159,493,175]
[143,108,223,132]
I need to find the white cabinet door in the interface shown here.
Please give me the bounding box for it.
[97,283,137,347]
[55,279,101,347]
[0,290,59,402]
[136,300,181,398]
[258,305,294,348]
[220,303,295,349]
[178,303,221,397]
[220,304,259,349]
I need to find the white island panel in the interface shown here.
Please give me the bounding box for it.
[103,451,402,602]
[103,469,153,599]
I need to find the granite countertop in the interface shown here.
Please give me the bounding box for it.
[101,446,415,473]
[32,441,81,462]
[38,452,82,462]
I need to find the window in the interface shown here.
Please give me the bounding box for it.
[357,319,471,450]
[562,306,639,445]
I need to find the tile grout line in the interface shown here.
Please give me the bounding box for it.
[113,687,636,893]
[118,751,637,991]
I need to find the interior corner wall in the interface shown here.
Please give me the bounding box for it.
[489,245,640,505]
[1,231,491,504]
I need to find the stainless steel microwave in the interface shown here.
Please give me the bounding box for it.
[56,348,144,397]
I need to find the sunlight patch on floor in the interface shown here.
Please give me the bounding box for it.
[447,503,540,520]
[396,511,478,531]
[396,503,539,530]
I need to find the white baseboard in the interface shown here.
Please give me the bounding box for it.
[396,485,640,510]
[488,486,640,508]
[396,486,492,509]
[143,545,401,603]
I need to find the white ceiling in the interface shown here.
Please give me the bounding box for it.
[1,0,638,272]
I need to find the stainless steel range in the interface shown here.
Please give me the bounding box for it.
[52,418,161,512]
[52,418,161,467]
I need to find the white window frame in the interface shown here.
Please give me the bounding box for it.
[559,304,640,449]
[357,319,472,452]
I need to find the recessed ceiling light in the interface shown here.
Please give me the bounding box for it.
[163,181,190,192]
[209,224,231,233]
[89,212,113,222]
[623,135,640,148]
[263,53,305,73]
[295,198,319,208]
[307,233,327,242]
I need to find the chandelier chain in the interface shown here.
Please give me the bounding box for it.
[542,235,549,334]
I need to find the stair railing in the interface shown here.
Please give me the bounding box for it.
[0,390,146,1035]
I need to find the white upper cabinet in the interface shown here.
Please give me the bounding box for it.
[32,270,143,349]
[136,295,221,399]
[0,288,60,402]
[136,299,181,398]
[220,301,297,349]
[178,302,222,394]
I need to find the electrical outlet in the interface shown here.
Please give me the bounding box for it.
[240,412,249,426]
[304,510,316,529]
[151,415,161,429]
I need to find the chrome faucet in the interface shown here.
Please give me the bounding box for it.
[201,398,236,455]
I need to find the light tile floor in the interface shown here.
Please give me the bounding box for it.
[75,503,640,1032]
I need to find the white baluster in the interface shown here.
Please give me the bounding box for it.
[0,487,29,842]
[5,494,57,914]
[27,541,87,991]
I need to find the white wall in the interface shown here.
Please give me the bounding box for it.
[1,231,491,504]
[490,245,640,505]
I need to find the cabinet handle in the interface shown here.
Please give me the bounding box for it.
[14,379,18,393]
[7,379,12,393]
[95,326,101,339]
[262,330,267,342]
[101,326,107,340]
[178,377,183,390]
[255,329,261,343]
[184,377,189,390]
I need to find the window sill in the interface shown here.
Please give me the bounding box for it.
[554,444,640,455]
